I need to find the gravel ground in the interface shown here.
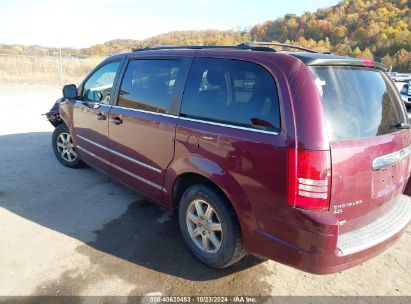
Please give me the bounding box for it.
[0,84,410,297]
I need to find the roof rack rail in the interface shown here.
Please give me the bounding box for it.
[132,42,322,54]
[132,44,277,52]
[249,42,318,53]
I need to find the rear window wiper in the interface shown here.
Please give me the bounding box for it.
[390,122,411,129]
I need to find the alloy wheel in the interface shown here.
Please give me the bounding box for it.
[186,199,223,253]
[56,132,77,162]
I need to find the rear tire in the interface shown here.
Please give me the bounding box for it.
[52,124,84,168]
[178,184,245,268]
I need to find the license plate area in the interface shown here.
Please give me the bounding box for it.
[372,162,405,198]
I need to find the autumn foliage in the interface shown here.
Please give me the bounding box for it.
[250,0,410,71]
[0,0,410,72]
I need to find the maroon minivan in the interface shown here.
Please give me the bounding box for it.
[46,43,411,274]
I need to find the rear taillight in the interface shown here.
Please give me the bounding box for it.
[287,149,331,210]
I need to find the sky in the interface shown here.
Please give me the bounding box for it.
[0,0,340,48]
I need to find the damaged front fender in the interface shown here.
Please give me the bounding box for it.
[43,98,64,127]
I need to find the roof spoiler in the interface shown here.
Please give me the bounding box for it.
[303,58,388,71]
[288,52,388,71]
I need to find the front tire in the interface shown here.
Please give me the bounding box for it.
[179,184,245,268]
[52,124,84,168]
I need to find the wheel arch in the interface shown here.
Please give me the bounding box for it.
[173,172,231,211]
[164,156,248,211]
[164,155,258,248]
[172,171,245,239]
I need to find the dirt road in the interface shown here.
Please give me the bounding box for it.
[0,84,410,297]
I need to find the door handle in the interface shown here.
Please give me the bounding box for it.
[110,117,123,125]
[96,112,106,120]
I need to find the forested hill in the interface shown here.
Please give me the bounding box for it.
[1,0,410,71]
[99,0,411,71]
[250,0,410,71]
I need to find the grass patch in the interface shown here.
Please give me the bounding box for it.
[0,55,102,85]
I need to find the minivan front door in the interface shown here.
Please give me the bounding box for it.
[72,61,121,173]
[108,57,191,203]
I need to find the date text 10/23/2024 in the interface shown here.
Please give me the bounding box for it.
[148,296,257,303]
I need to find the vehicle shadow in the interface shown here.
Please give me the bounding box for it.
[0,131,264,283]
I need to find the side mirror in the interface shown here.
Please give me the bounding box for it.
[63,84,77,99]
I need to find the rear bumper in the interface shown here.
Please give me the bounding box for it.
[337,195,411,255]
[249,195,411,274]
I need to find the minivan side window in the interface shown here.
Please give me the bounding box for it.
[181,58,280,132]
[118,59,182,114]
[82,61,120,105]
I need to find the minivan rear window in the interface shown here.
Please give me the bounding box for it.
[309,66,407,141]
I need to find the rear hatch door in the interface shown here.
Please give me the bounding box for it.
[310,66,411,232]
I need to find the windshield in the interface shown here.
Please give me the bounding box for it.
[309,66,407,141]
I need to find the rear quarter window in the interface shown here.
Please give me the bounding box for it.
[310,66,407,141]
[181,58,280,132]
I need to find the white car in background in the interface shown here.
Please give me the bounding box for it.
[391,73,411,82]
[400,82,411,109]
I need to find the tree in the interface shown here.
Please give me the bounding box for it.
[359,48,374,60]
[352,47,362,57]
[333,43,352,56]
[381,54,395,68]
[394,49,411,71]
[331,25,348,43]
[90,44,108,57]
